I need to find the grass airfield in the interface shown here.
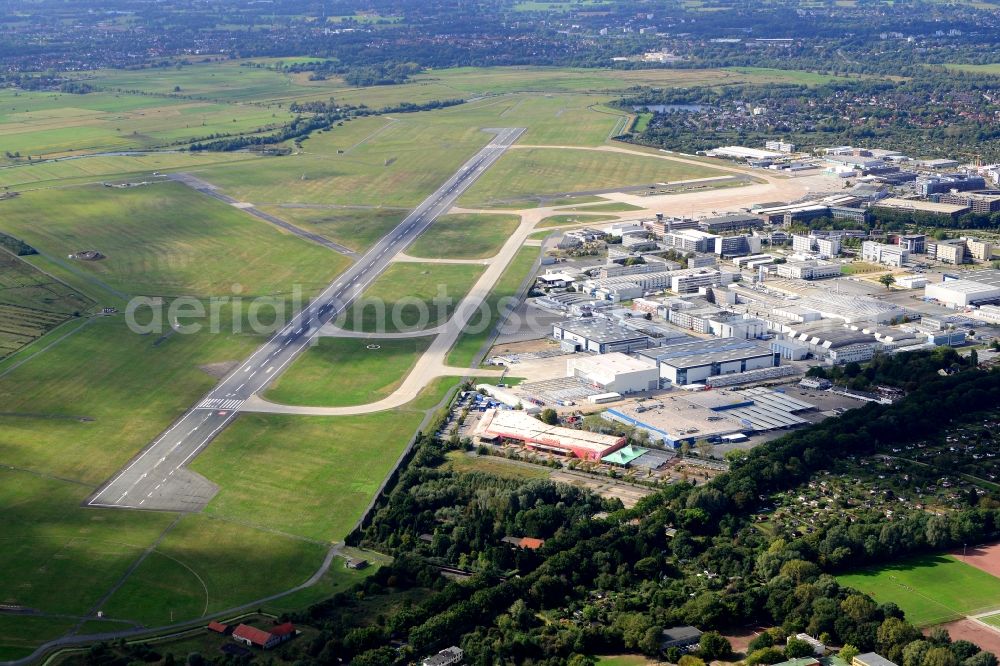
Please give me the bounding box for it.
[0,59,838,655]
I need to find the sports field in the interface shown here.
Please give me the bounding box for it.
[264,336,433,407]
[0,182,347,297]
[406,213,520,259]
[838,553,1000,626]
[340,262,485,333]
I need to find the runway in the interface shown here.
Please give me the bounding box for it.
[86,127,525,511]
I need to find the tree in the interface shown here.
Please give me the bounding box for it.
[786,637,816,659]
[923,647,959,666]
[697,439,714,459]
[679,656,707,666]
[879,273,896,290]
[746,648,788,666]
[904,641,932,666]
[538,408,558,425]
[964,653,999,666]
[841,645,861,664]
[699,631,732,660]
[749,633,776,653]
[969,349,978,367]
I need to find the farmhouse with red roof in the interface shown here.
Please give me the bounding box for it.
[231,622,296,649]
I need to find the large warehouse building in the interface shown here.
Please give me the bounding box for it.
[474,408,626,461]
[637,338,779,386]
[552,318,653,354]
[604,387,815,447]
[925,270,1000,307]
[567,353,660,394]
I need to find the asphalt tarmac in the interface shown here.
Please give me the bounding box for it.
[86,127,525,511]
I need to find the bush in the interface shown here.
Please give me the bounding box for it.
[700,631,732,660]
[786,637,817,659]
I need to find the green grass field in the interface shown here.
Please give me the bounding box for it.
[193,376,460,543]
[256,206,407,254]
[444,450,549,480]
[460,147,726,206]
[0,182,348,297]
[0,152,257,191]
[837,554,1000,626]
[100,515,327,626]
[341,262,485,333]
[264,336,432,407]
[0,251,94,358]
[0,58,857,648]
[446,246,538,368]
[0,89,293,161]
[193,119,494,207]
[538,213,618,228]
[0,315,267,483]
[406,213,520,259]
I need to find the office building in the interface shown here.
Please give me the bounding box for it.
[664,229,719,253]
[776,260,842,280]
[939,190,1000,214]
[715,234,762,257]
[874,197,970,218]
[862,241,909,267]
[698,214,763,233]
[671,268,737,294]
[896,234,926,254]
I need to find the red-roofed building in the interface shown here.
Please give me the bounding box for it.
[207,621,231,635]
[232,623,296,649]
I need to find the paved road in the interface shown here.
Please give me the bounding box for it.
[167,172,359,257]
[87,127,525,511]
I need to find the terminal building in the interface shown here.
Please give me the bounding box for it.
[475,408,626,461]
[637,338,779,386]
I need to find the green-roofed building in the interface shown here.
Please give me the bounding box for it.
[601,444,649,467]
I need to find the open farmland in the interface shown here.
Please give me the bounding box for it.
[264,336,433,407]
[838,554,1000,626]
[0,182,348,297]
[0,89,293,161]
